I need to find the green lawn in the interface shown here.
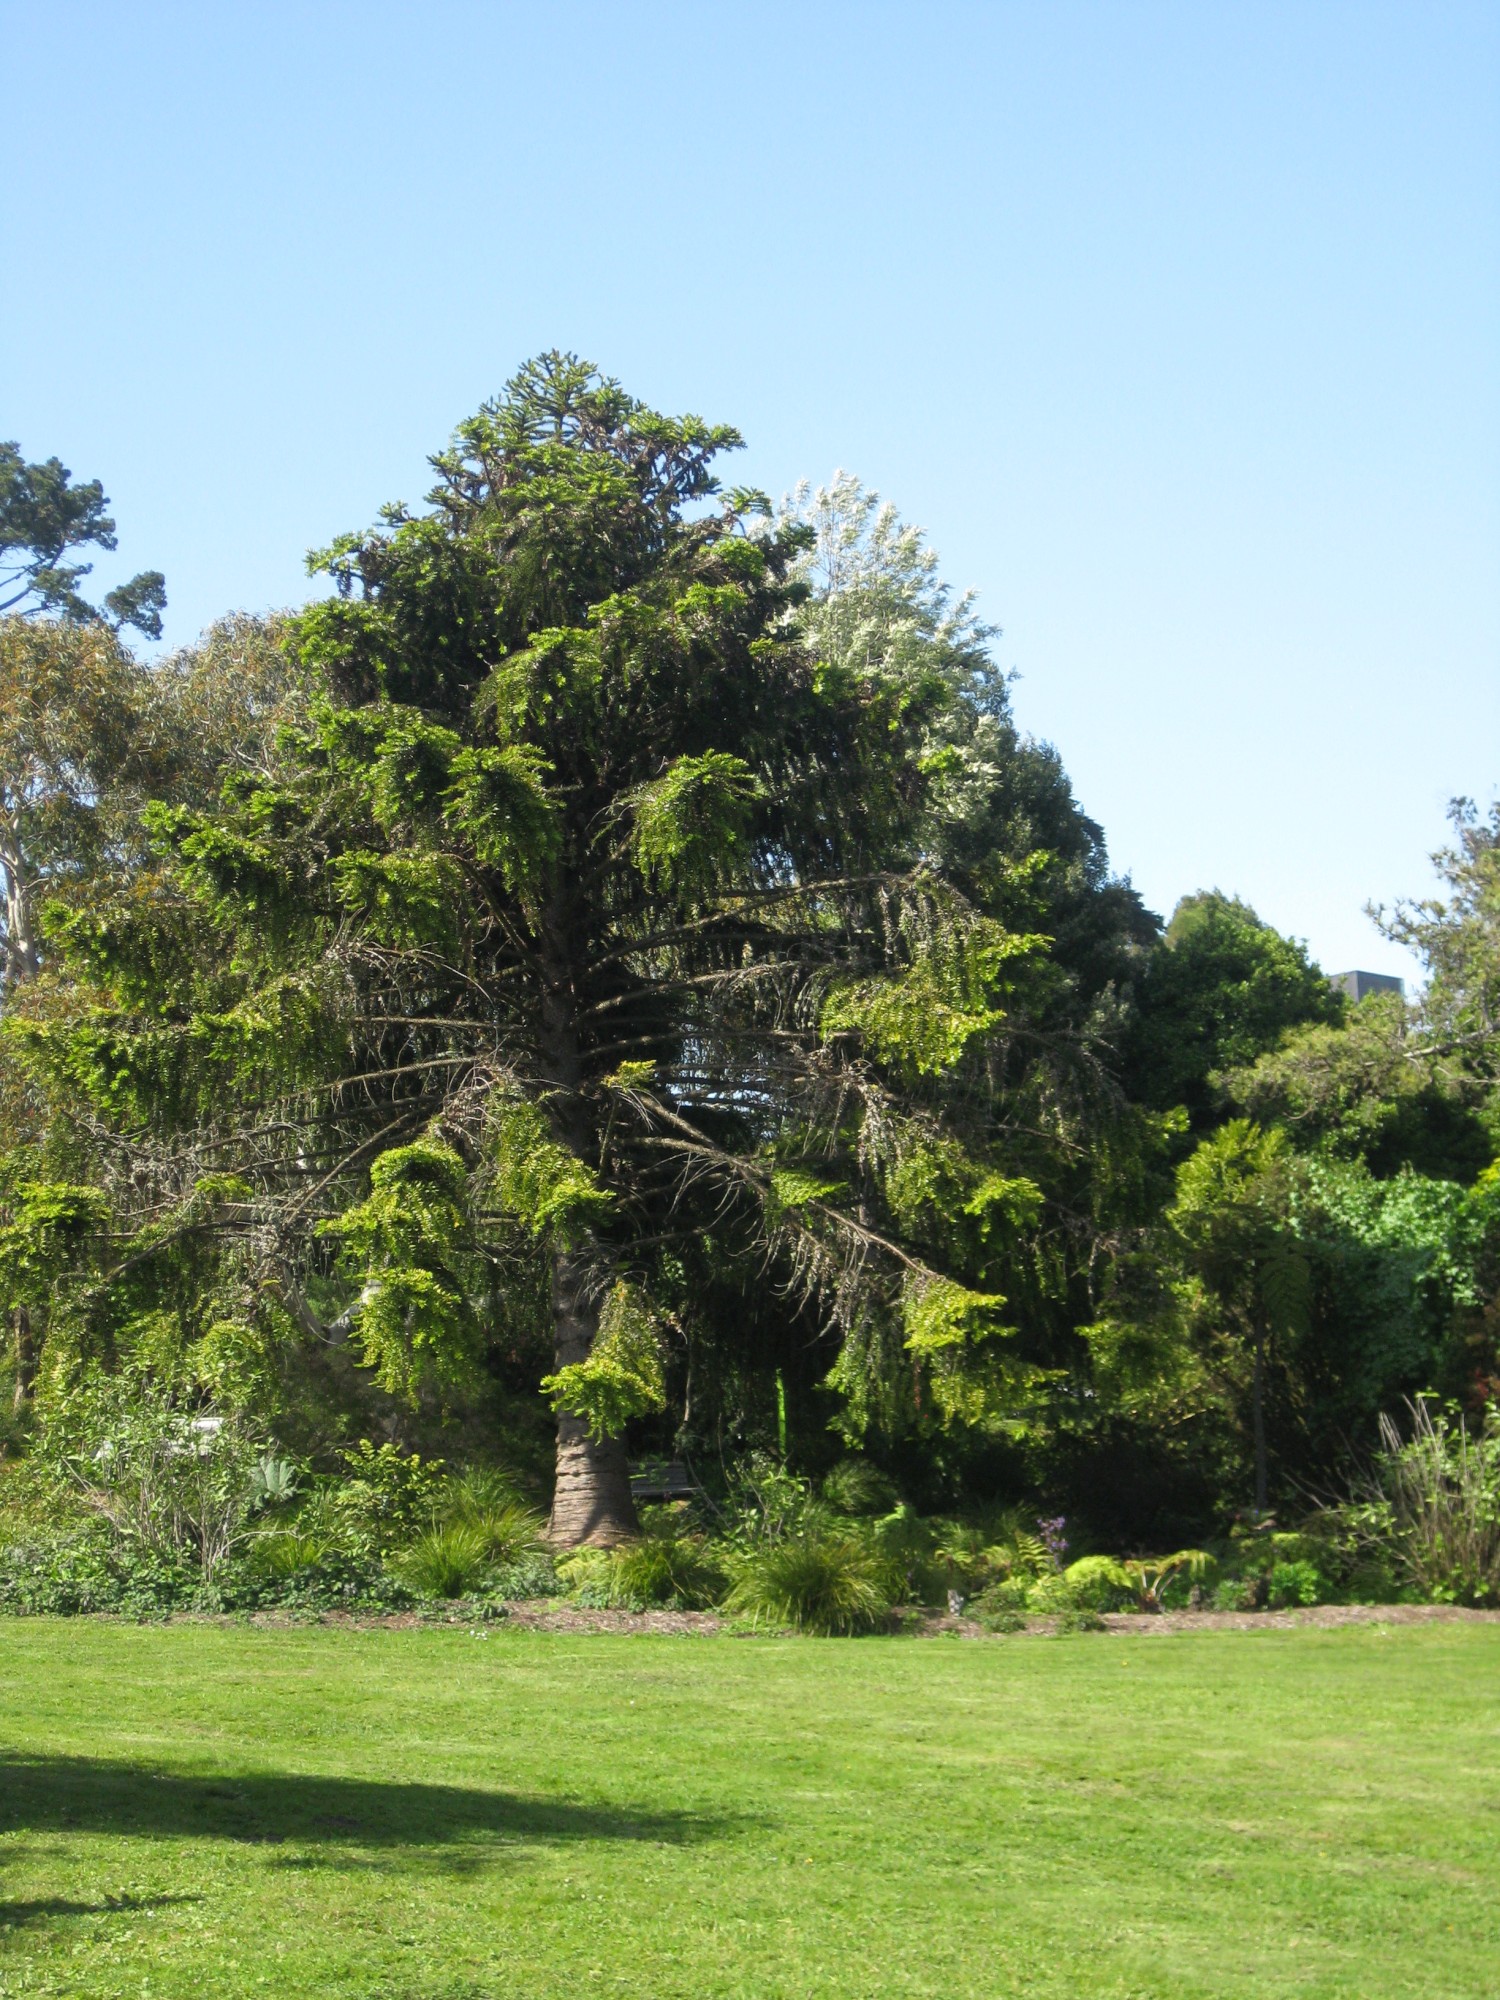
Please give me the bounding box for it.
[0,1620,1493,1999]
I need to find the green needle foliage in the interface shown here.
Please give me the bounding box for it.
[540,1280,666,1443]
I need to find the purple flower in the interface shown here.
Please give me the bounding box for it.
[1037,1515,1068,1571]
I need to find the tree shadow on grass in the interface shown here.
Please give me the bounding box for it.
[1,1892,202,1931]
[0,1752,731,1858]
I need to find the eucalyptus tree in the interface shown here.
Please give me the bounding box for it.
[0,617,145,992]
[1379,797,1500,1097]
[0,442,170,993]
[0,609,309,1418]
[0,612,296,997]
[24,358,1081,1542]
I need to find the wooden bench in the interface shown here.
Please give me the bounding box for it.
[628,1458,700,1501]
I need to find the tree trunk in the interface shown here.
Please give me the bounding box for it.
[1251,1328,1269,1515]
[0,825,40,988]
[534,883,638,1547]
[546,1245,639,1548]
[11,1307,36,1414]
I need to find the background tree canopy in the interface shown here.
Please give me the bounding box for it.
[0,441,165,639]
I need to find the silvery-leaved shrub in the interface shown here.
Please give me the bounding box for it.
[39,1374,269,1584]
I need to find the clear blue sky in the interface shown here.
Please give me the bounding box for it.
[6,2,1497,980]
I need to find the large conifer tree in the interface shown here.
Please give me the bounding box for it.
[17,359,1109,1539]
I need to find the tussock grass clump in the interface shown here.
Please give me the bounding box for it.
[440,1468,547,1563]
[557,1534,724,1611]
[726,1534,892,1635]
[463,1499,548,1566]
[613,1534,725,1610]
[393,1521,494,1599]
[445,1465,526,1515]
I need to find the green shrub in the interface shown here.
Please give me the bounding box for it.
[38,1376,269,1584]
[1266,1532,1324,1568]
[0,1528,201,1616]
[821,1461,898,1516]
[235,1548,414,1613]
[1024,1572,1077,1615]
[0,1522,418,1617]
[725,1534,892,1635]
[325,1442,447,1559]
[1211,1577,1258,1611]
[726,1453,827,1544]
[1061,1555,1134,1612]
[1283,1509,1403,1604]
[1342,1557,1402,1604]
[868,1505,946,1604]
[978,1607,1028,1634]
[483,1549,562,1599]
[974,1587,1030,1632]
[974,1576,1030,1616]
[1053,1608,1107,1633]
[1268,1559,1324,1609]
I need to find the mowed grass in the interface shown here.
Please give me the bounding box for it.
[0,1621,1494,2000]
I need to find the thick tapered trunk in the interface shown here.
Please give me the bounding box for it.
[534,885,639,1547]
[546,1245,639,1548]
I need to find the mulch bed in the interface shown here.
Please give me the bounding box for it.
[909,1602,1500,1638]
[490,1604,724,1634]
[235,1600,1500,1636]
